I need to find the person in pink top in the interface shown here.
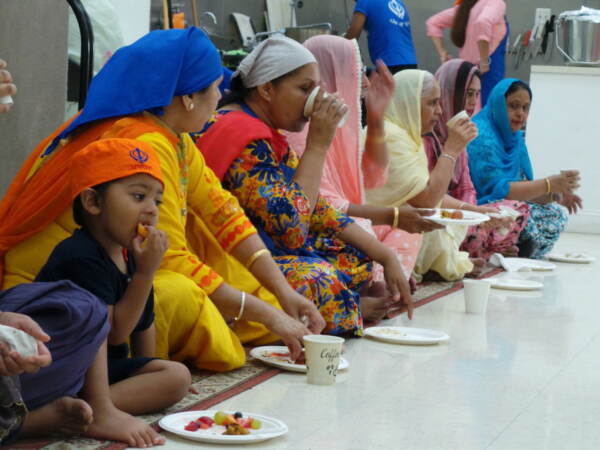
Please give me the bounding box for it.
[422,59,530,260]
[426,0,508,105]
[286,35,442,297]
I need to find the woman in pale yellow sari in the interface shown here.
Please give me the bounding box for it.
[366,70,478,281]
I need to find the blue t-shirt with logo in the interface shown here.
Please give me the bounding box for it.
[354,0,417,66]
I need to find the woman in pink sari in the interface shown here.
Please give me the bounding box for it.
[286,35,441,282]
[422,59,530,260]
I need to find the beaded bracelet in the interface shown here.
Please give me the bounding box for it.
[245,248,270,270]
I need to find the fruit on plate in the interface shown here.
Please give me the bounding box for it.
[184,411,262,433]
[440,210,463,219]
[223,423,250,435]
[266,350,306,364]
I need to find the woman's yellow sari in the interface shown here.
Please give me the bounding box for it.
[366,70,473,281]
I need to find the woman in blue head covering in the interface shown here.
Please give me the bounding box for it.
[468,79,582,258]
[2,28,323,385]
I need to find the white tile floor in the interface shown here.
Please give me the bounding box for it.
[156,232,600,450]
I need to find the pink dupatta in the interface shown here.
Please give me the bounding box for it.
[286,35,386,213]
[423,59,480,204]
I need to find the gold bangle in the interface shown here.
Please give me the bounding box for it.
[458,202,465,210]
[234,292,246,322]
[245,248,270,269]
[392,206,399,229]
[545,178,552,195]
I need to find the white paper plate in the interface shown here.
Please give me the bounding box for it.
[490,278,543,291]
[250,345,349,373]
[547,252,596,264]
[159,410,288,444]
[364,326,449,345]
[427,209,490,226]
[502,258,556,271]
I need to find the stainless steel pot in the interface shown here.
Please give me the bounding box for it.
[284,23,332,43]
[556,10,600,65]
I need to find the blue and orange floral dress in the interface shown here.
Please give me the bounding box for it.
[195,110,373,335]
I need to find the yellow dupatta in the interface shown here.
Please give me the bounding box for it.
[365,70,430,208]
[365,70,473,281]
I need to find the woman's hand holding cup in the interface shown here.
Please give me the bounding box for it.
[305,88,347,154]
[549,170,580,194]
[444,117,478,157]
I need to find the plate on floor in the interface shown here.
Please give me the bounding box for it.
[490,278,543,291]
[547,252,596,264]
[427,209,490,226]
[502,258,556,271]
[250,345,349,373]
[159,410,288,444]
[364,326,449,345]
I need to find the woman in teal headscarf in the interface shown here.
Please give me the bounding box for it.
[467,79,582,258]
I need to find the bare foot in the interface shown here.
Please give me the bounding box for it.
[502,246,519,257]
[362,281,387,298]
[466,258,486,278]
[86,402,165,448]
[361,296,388,322]
[21,397,93,437]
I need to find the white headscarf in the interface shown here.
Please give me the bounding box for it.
[233,34,317,88]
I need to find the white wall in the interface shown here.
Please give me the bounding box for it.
[526,66,600,234]
[108,0,151,45]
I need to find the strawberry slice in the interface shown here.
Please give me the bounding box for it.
[196,416,215,426]
[184,421,199,432]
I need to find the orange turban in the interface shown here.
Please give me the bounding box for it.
[69,138,164,199]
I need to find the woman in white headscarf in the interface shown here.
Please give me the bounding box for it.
[366,70,478,281]
[195,35,414,333]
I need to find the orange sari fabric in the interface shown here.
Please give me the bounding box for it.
[0,114,176,285]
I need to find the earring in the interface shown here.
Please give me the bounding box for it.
[188,103,195,111]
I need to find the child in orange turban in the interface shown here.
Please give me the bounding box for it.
[36,138,190,446]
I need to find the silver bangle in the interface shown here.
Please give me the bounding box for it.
[234,292,246,322]
[440,153,457,164]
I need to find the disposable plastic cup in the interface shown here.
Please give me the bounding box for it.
[463,279,492,314]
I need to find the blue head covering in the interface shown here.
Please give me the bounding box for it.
[467,78,534,204]
[44,27,222,156]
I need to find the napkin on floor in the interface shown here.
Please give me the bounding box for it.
[489,254,533,272]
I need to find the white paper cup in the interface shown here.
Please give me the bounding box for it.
[303,335,344,385]
[463,279,492,314]
[561,168,579,176]
[446,110,470,128]
[0,95,13,105]
[303,86,347,128]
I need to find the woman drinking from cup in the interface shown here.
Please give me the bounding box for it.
[422,59,530,261]
[366,70,479,281]
[195,35,415,333]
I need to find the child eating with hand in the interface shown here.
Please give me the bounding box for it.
[37,138,191,419]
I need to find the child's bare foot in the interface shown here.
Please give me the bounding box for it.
[361,296,388,322]
[86,401,164,448]
[21,397,93,437]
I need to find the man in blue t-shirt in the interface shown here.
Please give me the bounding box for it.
[346,0,418,73]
